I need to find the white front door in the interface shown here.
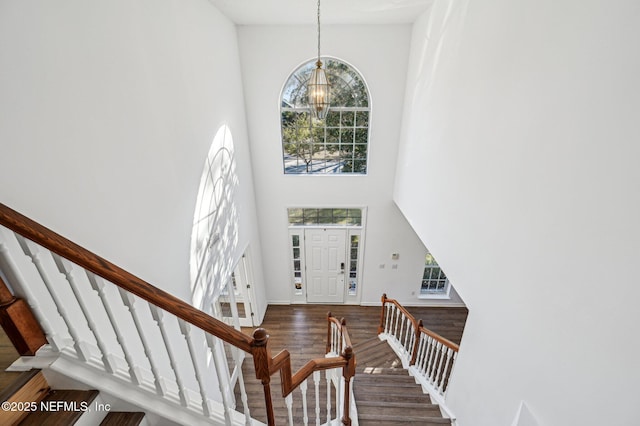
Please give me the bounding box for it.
[305,228,346,303]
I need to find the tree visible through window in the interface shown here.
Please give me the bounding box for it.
[421,252,450,296]
[281,58,370,174]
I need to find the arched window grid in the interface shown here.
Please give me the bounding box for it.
[281,57,371,175]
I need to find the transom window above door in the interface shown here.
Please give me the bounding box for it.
[287,208,362,226]
[281,58,370,175]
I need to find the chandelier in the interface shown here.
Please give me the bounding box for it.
[308,0,330,120]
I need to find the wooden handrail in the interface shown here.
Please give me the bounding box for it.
[0,202,356,425]
[380,293,459,356]
[276,351,348,397]
[327,312,353,355]
[0,203,254,352]
[419,320,460,352]
[252,322,355,425]
[271,315,355,397]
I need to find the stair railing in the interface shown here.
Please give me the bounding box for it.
[378,294,459,404]
[326,312,357,426]
[0,202,354,426]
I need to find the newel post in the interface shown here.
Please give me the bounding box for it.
[341,346,355,426]
[252,328,275,426]
[0,276,47,355]
[378,293,388,334]
[410,319,423,366]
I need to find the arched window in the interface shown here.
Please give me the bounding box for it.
[281,58,370,174]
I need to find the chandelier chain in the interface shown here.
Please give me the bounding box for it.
[317,0,321,61]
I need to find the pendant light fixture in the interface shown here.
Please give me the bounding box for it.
[308,0,330,120]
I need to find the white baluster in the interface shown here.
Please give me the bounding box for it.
[205,333,233,425]
[428,341,442,384]
[407,324,416,356]
[53,256,117,373]
[330,323,336,354]
[416,334,427,375]
[388,306,395,338]
[236,360,252,426]
[325,370,332,424]
[313,371,321,426]
[433,343,447,393]
[424,336,435,377]
[404,317,412,355]
[397,312,405,349]
[149,305,188,407]
[384,304,392,334]
[18,237,88,360]
[226,344,251,425]
[179,320,211,417]
[285,393,294,426]
[392,306,400,339]
[333,369,341,424]
[409,321,416,353]
[402,318,408,352]
[0,231,60,350]
[300,378,309,426]
[119,290,165,395]
[443,351,458,395]
[437,347,454,395]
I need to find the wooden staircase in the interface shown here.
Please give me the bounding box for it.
[353,338,452,426]
[0,370,146,426]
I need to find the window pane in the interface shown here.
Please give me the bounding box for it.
[420,251,450,295]
[356,111,369,126]
[350,260,358,272]
[318,209,333,223]
[341,112,355,127]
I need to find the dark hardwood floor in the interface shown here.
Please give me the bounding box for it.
[236,303,468,424]
[0,327,21,392]
[0,302,467,423]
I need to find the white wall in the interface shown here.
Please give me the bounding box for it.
[238,24,449,306]
[0,0,265,313]
[395,0,640,425]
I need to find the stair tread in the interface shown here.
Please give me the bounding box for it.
[359,420,452,426]
[357,405,442,417]
[18,389,99,425]
[353,340,449,424]
[355,394,432,404]
[100,411,146,426]
[352,338,383,351]
[356,400,439,409]
[0,370,43,402]
[355,383,422,391]
[0,370,50,426]
[358,413,452,423]
[357,367,408,375]
[355,373,415,382]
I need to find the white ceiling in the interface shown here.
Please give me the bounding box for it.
[207,0,433,25]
